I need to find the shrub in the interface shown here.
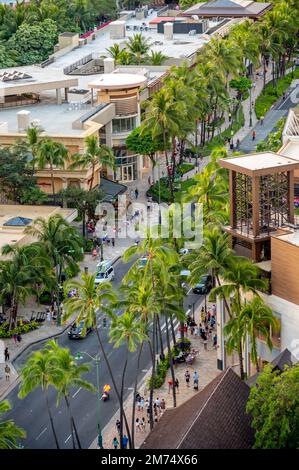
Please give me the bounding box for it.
[83,238,94,253]
[176,163,194,176]
[38,291,52,305]
[0,320,39,338]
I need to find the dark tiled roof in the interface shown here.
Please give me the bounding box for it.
[141,368,254,449]
[246,348,298,387]
[98,177,127,202]
[3,216,32,227]
[183,0,272,17]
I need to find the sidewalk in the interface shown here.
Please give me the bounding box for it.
[89,299,220,449]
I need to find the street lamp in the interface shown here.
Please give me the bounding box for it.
[249,82,256,128]
[75,351,103,449]
[230,130,234,149]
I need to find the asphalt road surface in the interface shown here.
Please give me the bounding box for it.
[5,259,203,449]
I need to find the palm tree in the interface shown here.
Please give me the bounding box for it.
[46,340,95,449]
[238,296,278,373]
[18,349,62,449]
[125,33,152,64]
[211,257,268,379]
[203,37,242,85]
[148,50,167,66]
[109,311,147,448]
[62,273,132,447]
[0,400,26,449]
[0,243,52,329]
[24,215,83,326]
[70,135,115,191]
[34,139,68,201]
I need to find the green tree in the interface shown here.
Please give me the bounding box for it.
[70,135,115,191]
[34,139,68,201]
[125,33,152,64]
[46,340,95,449]
[109,311,147,448]
[0,400,26,449]
[8,18,58,65]
[147,50,167,65]
[18,348,62,448]
[62,273,132,447]
[24,215,83,326]
[246,363,299,448]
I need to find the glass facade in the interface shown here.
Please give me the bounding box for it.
[112,117,136,134]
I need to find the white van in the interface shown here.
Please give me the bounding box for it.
[95,261,115,285]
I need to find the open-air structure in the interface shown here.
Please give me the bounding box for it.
[220,152,299,262]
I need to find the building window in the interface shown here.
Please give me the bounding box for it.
[112,117,136,134]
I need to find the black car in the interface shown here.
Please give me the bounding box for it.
[193,274,213,295]
[68,320,93,339]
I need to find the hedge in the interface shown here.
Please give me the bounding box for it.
[255,67,299,119]
[0,320,39,338]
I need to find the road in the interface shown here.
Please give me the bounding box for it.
[5,259,203,449]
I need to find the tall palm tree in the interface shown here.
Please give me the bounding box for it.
[211,257,268,379]
[0,243,52,329]
[18,349,62,449]
[0,400,26,449]
[125,33,152,64]
[109,311,147,448]
[34,139,68,201]
[70,135,115,191]
[62,273,132,447]
[238,296,278,373]
[25,215,83,325]
[46,340,95,449]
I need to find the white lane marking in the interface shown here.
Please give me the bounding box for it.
[72,387,82,398]
[127,387,134,390]
[35,427,47,440]
[187,287,192,294]
[65,434,72,444]
[141,369,148,373]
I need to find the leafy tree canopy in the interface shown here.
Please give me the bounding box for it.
[246,363,299,449]
[126,126,164,156]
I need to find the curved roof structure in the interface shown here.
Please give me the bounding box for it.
[88,73,147,90]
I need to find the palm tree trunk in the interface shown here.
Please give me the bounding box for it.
[215,274,233,319]
[71,416,82,449]
[64,395,76,449]
[131,342,143,449]
[170,315,177,346]
[149,316,156,430]
[95,328,132,447]
[157,315,164,360]
[45,390,60,449]
[238,340,245,380]
[50,162,56,203]
[165,316,176,407]
[89,163,95,191]
[119,350,128,449]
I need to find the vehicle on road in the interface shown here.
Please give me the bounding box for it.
[192,274,212,295]
[68,320,93,339]
[95,260,115,284]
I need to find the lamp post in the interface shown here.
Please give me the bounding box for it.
[75,351,103,448]
[249,84,253,127]
[230,130,234,149]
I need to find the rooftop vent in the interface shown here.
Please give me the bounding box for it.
[0,70,32,82]
[3,217,32,227]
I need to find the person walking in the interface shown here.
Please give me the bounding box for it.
[213,333,217,349]
[112,436,119,449]
[4,347,9,361]
[203,332,208,351]
[236,138,240,150]
[168,378,173,394]
[136,417,142,432]
[116,419,121,434]
[185,370,190,387]
[252,130,256,141]
[122,435,129,449]
[260,115,264,125]
[193,370,199,389]
[140,417,146,432]
[17,333,22,345]
[175,378,179,393]
[112,238,115,247]
[12,333,17,345]
[5,364,10,381]
[135,188,139,199]
[160,398,166,412]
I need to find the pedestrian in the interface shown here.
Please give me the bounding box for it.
[190,325,194,335]
[184,323,188,336]
[148,176,151,186]
[136,417,141,432]
[193,370,199,387]
[175,378,179,393]
[185,370,190,387]
[213,333,217,349]
[203,332,208,350]
[122,435,129,449]
[112,436,119,449]
[236,138,240,150]
[140,396,144,412]
[5,364,10,381]
[17,333,22,344]
[12,332,17,344]
[153,403,158,422]
[141,417,146,432]
[130,189,134,199]
[212,304,216,316]
[116,419,121,434]
[112,238,115,247]
[282,92,286,101]
[168,378,173,394]
[160,398,166,411]
[135,188,139,199]
[252,130,256,141]
[201,307,205,322]
[260,115,264,125]
[4,347,9,361]
[155,397,160,409]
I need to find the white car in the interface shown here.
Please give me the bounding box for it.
[95,261,115,285]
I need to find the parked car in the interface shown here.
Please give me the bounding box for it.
[95,261,115,285]
[68,320,93,339]
[192,274,212,295]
